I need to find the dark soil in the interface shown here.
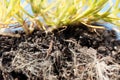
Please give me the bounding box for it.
[0,23,120,80]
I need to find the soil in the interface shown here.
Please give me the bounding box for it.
[0,23,120,80]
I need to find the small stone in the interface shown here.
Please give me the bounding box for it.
[112,51,117,56]
[98,46,106,53]
[114,46,117,50]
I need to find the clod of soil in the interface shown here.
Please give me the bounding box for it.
[0,24,120,80]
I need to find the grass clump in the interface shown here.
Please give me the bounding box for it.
[0,0,119,34]
[0,0,21,28]
[21,0,120,33]
[0,1,120,80]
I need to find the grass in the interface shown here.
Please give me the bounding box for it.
[0,0,120,34]
[23,0,120,32]
[0,0,21,28]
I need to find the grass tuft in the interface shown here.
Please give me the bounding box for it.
[0,0,120,34]
[0,0,21,28]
